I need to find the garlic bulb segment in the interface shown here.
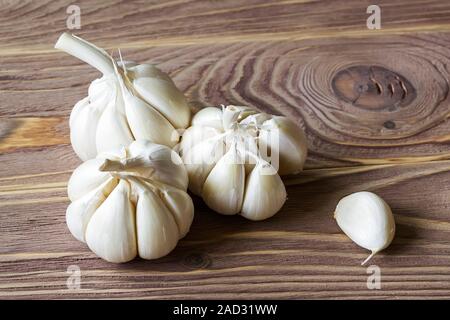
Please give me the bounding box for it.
[202,146,245,215]
[55,33,191,161]
[334,191,396,265]
[179,105,307,220]
[241,162,287,221]
[85,180,137,263]
[259,116,308,175]
[66,140,194,263]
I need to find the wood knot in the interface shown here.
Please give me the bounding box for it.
[182,252,211,269]
[332,65,416,111]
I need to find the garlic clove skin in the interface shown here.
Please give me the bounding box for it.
[128,140,188,190]
[128,64,173,84]
[192,107,224,130]
[241,162,286,221]
[334,191,396,265]
[182,137,225,195]
[66,178,118,242]
[85,180,137,263]
[136,189,179,260]
[160,186,194,238]
[259,116,308,175]
[179,125,222,157]
[121,89,179,149]
[202,146,245,215]
[95,97,135,155]
[133,76,190,129]
[69,97,102,161]
[67,158,113,201]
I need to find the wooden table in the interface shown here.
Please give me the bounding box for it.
[1,0,450,299]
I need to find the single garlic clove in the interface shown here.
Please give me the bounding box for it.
[133,77,190,129]
[182,137,225,195]
[259,116,308,175]
[95,98,135,155]
[202,146,245,215]
[85,180,137,263]
[69,97,101,161]
[179,125,222,157]
[241,162,287,221]
[66,178,117,242]
[160,185,194,238]
[135,188,179,260]
[122,90,179,148]
[334,191,396,265]
[192,107,224,131]
[128,64,174,85]
[67,158,112,201]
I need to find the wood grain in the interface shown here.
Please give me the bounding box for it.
[1,0,450,299]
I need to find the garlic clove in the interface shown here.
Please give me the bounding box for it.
[66,178,118,242]
[135,188,179,260]
[67,158,112,201]
[69,97,101,161]
[259,116,308,175]
[122,90,179,148]
[69,96,89,129]
[192,107,224,130]
[334,191,396,265]
[133,77,190,129]
[95,97,135,155]
[179,125,222,157]
[182,137,225,195]
[241,162,286,221]
[128,64,173,84]
[202,146,245,215]
[160,185,194,238]
[85,180,137,263]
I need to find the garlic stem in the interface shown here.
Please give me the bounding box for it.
[55,32,114,75]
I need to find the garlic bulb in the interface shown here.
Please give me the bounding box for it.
[66,140,194,263]
[179,105,307,221]
[55,33,191,161]
[334,191,396,265]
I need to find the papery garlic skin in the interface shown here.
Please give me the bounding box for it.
[180,105,306,220]
[334,191,396,265]
[55,33,191,161]
[66,140,194,263]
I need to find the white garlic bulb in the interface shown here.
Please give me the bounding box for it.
[55,33,191,161]
[66,140,194,263]
[334,191,396,265]
[179,105,307,221]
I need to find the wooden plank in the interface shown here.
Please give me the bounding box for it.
[1,0,450,299]
[2,33,450,169]
[1,160,450,299]
[2,0,450,53]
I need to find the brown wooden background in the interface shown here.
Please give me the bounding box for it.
[1,0,450,299]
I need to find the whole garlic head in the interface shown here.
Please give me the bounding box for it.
[66,140,194,263]
[334,191,396,265]
[179,105,308,221]
[55,33,191,161]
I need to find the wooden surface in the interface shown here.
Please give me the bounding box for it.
[1,0,450,299]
